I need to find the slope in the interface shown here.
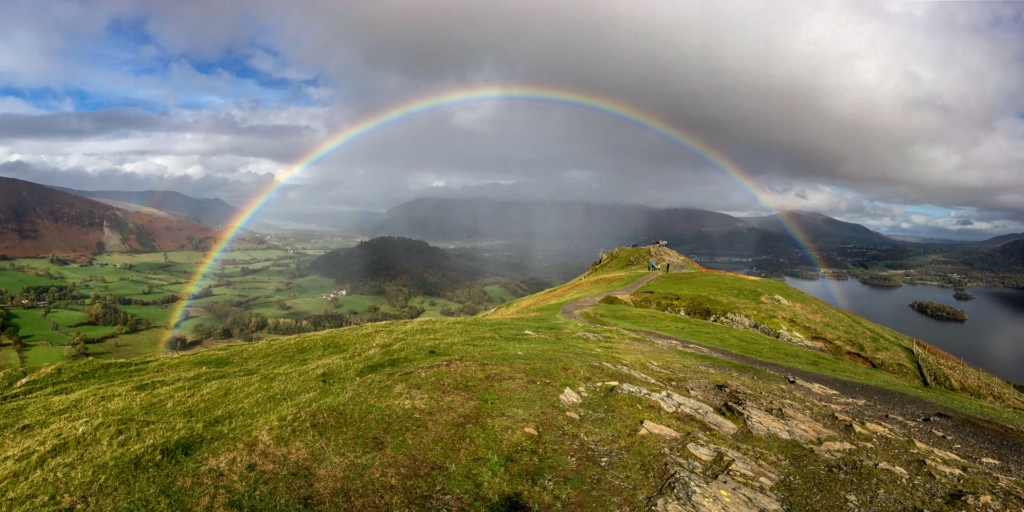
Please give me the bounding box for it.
[1,246,1023,510]
[746,210,895,245]
[0,177,219,257]
[53,187,239,228]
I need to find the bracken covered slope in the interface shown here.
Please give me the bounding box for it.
[0,177,219,257]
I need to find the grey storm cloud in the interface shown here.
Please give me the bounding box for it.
[3,0,1024,236]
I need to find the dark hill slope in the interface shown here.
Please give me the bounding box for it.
[0,177,218,257]
[979,232,1024,246]
[747,210,894,245]
[309,236,478,296]
[371,198,794,254]
[53,187,238,228]
[985,238,1024,266]
[370,198,887,253]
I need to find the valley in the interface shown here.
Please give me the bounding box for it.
[0,236,546,370]
[2,245,1023,510]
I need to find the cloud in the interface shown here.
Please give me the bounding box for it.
[1,1,1024,238]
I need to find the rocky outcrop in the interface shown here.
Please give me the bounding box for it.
[617,383,738,435]
[726,403,836,443]
[639,420,681,438]
[706,312,821,350]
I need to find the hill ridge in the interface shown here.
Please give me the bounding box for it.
[0,176,218,257]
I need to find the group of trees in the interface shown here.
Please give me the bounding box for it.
[909,301,968,322]
[0,285,85,307]
[65,331,88,360]
[0,310,21,351]
[84,302,133,327]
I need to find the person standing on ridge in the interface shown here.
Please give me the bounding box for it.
[666,263,670,273]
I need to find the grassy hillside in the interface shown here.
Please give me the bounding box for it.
[2,245,1023,510]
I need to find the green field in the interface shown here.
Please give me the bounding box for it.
[0,269,63,292]
[484,284,514,303]
[43,309,88,330]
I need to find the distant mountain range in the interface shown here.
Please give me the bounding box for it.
[52,187,239,228]
[977,232,1024,246]
[360,198,894,254]
[0,177,218,257]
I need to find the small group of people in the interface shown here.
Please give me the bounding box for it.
[648,261,671,272]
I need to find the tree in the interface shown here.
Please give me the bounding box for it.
[66,331,88,360]
[166,334,188,351]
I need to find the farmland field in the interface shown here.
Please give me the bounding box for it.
[0,269,63,292]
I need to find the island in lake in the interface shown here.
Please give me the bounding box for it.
[909,300,968,322]
[858,272,903,287]
[953,291,975,301]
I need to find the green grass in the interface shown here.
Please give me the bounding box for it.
[484,285,514,303]
[2,245,1024,509]
[0,316,739,509]
[6,309,62,343]
[0,269,63,293]
[43,309,88,330]
[0,349,19,369]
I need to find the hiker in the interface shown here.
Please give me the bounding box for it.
[666,263,670,273]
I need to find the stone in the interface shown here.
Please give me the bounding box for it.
[788,377,839,395]
[728,403,836,443]
[566,411,580,420]
[639,420,681,438]
[963,495,994,508]
[877,461,909,479]
[523,330,537,336]
[559,387,583,406]
[686,442,717,462]
[913,439,963,462]
[617,383,738,435]
[523,427,538,436]
[652,469,783,512]
[817,441,855,452]
[863,422,892,437]
[925,458,964,479]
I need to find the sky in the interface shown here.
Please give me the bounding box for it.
[1,1,1024,240]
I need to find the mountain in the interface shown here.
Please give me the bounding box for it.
[984,238,1024,266]
[309,236,478,296]
[52,187,239,228]
[746,210,895,245]
[978,232,1024,246]
[0,177,219,257]
[368,198,889,253]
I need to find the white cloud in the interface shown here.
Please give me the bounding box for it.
[0,1,1023,237]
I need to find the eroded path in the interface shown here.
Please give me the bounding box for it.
[561,272,1024,480]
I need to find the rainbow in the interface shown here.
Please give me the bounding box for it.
[163,85,839,342]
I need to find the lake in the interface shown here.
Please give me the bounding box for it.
[785,277,1024,383]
